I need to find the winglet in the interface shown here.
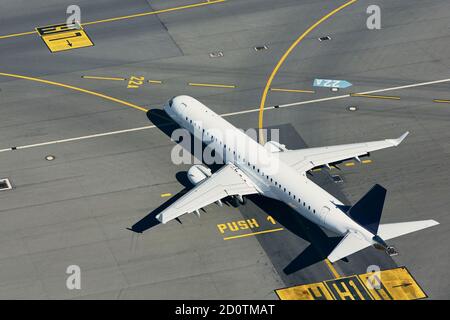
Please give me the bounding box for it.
[387,131,409,146]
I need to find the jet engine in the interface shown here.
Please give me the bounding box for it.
[187,165,212,185]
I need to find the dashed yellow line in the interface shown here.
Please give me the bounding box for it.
[361,159,372,164]
[324,258,341,279]
[148,80,163,84]
[188,82,236,89]
[258,0,358,144]
[0,0,226,40]
[350,93,401,100]
[345,162,355,167]
[433,99,450,103]
[270,88,315,94]
[0,72,148,113]
[223,228,284,240]
[160,193,172,198]
[82,76,126,81]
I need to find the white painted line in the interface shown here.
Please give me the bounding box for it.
[279,78,450,109]
[0,125,156,153]
[1,78,449,153]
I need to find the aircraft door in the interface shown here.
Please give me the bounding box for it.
[319,206,331,225]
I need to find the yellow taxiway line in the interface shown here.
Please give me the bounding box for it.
[0,72,148,113]
[324,259,341,279]
[350,93,401,100]
[148,80,163,84]
[188,82,236,89]
[433,99,450,103]
[160,193,172,198]
[82,76,126,81]
[257,0,358,144]
[270,88,315,94]
[223,228,284,240]
[0,0,226,40]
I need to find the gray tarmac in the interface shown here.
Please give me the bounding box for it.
[0,0,449,299]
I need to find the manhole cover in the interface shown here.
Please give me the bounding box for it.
[0,178,12,191]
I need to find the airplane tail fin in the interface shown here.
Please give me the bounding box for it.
[328,184,439,263]
[346,184,386,234]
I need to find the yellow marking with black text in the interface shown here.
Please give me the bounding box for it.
[276,267,426,300]
[36,23,94,52]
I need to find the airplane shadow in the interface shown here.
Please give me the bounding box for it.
[244,194,343,274]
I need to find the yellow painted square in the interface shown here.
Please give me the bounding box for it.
[41,29,94,52]
[358,267,427,300]
[276,282,334,300]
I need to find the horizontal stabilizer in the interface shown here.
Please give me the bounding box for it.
[328,232,372,263]
[377,220,439,240]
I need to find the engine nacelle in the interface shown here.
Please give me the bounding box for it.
[264,140,287,153]
[187,165,212,185]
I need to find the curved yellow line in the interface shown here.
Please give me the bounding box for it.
[0,72,148,112]
[258,0,358,143]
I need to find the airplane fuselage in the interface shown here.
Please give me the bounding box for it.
[164,95,377,245]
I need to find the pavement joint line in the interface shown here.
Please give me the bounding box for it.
[0,1,226,40]
[258,0,358,144]
[223,228,284,240]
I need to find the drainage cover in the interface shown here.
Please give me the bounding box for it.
[45,155,56,161]
[254,45,268,51]
[0,178,12,191]
[318,36,331,41]
[209,51,224,58]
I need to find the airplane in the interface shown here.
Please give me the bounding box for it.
[151,95,439,263]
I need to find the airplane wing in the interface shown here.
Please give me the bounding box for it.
[277,132,409,173]
[156,163,259,224]
[328,231,372,263]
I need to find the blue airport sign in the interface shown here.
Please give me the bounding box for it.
[313,79,352,89]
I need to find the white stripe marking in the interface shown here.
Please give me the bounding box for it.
[1,78,450,153]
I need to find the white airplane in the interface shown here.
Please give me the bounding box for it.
[155,95,439,263]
